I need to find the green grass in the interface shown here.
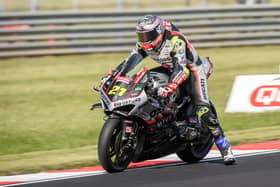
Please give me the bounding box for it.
[0,45,280,175]
[0,146,99,175]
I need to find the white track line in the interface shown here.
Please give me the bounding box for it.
[1,149,280,187]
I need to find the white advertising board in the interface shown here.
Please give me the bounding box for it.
[225,74,280,113]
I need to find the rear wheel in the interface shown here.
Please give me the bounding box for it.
[176,126,213,163]
[98,117,134,173]
[176,102,216,163]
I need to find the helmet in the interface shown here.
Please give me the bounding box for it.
[136,15,165,50]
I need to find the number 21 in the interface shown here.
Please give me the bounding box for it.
[108,86,127,96]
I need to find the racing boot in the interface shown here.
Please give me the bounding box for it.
[196,105,236,165]
[215,136,236,165]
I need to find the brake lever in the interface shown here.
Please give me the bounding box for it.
[93,86,100,92]
[90,103,102,110]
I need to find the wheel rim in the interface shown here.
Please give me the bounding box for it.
[108,126,132,169]
[190,125,213,156]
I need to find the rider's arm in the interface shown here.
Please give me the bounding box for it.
[182,35,202,72]
[170,32,204,86]
[167,35,191,90]
[115,43,147,73]
[101,44,147,84]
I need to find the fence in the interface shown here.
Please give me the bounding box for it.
[0,0,271,12]
[0,5,280,58]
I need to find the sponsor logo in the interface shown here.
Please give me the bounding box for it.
[116,76,130,84]
[200,78,208,101]
[250,85,280,107]
[225,75,280,113]
[151,55,172,64]
[113,98,141,108]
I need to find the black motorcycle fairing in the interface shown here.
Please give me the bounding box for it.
[97,58,214,172]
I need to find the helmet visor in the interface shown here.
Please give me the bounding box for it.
[138,32,164,50]
[137,29,159,43]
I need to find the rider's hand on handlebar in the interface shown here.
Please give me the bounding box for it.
[157,86,174,98]
[157,83,178,98]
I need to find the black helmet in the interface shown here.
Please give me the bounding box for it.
[136,15,165,50]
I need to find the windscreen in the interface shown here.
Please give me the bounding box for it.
[106,60,157,101]
[121,58,158,79]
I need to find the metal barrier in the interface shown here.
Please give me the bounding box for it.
[0,5,280,58]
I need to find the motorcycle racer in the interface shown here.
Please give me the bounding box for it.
[102,15,235,165]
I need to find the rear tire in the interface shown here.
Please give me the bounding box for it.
[176,131,213,163]
[176,102,216,163]
[98,117,133,173]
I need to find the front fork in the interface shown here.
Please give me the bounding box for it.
[121,119,138,150]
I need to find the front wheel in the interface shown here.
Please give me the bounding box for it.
[98,117,134,173]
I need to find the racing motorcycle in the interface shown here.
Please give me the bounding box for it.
[91,56,216,173]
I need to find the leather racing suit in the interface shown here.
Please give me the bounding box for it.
[110,21,235,164]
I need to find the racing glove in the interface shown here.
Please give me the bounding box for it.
[157,83,178,97]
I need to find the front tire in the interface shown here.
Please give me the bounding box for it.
[98,117,133,173]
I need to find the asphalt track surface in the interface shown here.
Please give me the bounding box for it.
[15,152,280,187]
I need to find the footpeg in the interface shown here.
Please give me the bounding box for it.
[184,127,198,141]
[176,121,198,141]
